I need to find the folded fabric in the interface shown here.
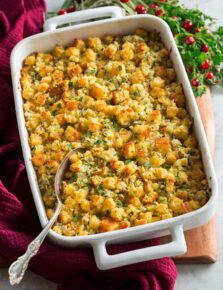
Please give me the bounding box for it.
[0,0,177,289]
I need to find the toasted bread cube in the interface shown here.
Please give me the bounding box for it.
[65,100,78,111]
[155,137,172,154]
[90,83,108,100]
[58,211,73,224]
[100,219,118,232]
[102,177,117,190]
[70,160,83,173]
[166,106,179,118]
[89,215,101,230]
[25,54,36,66]
[170,197,183,215]
[32,153,46,166]
[151,155,165,167]
[85,48,96,62]
[120,47,134,61]
[104,44,117,59]
[151,77,165,88]
[65,126,81,142]
[102,197,116,212]
[123,142,136,159]
[110,207,124,221]
[154,168,168,179]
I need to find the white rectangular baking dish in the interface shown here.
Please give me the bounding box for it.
[10,6,218,270]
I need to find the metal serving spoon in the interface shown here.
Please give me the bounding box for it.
[8,148,85,285]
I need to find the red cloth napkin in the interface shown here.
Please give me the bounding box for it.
[0,0,177,289]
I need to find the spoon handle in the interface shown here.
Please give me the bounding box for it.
[8,204,61,285]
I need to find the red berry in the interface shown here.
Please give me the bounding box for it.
[68,5,76,13]
[200,59,210,70]
[155,9,163,16]
[194,28,201,33]
[192,78,199,87]
[201,44,209,53]
[206,72,214,80]
[159,0,166,2]
[121,0,129,2]
[186,65,193,73]
[150,3,158,9]
[183,20,193,31]
[58,9,67,15]
[172,16,177,20]
[186,36,195,45]
[135,4,148,14]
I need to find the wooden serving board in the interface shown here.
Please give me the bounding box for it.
[0,89,217,267]
[162,87,217,263]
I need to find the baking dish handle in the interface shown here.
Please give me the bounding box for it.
[92,224,186,270]
[44,6,125,32]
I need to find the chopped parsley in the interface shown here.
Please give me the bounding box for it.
[68,81,73,89]
[72,95,83,102]
[67,142,73,150]
[95,184,106,196]
[131,90,140,99]
[124,160,132,164]
[87,68,95,75]
[144,161,152,168]
[95,139,107,145]
[52,110,57,116]
[71,173,78,182]
[111,117,120,132]
[163,163,171,170]
[85,131,93,138]
[74,214,81,222]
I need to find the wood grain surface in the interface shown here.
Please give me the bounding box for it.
[0,88,217,267]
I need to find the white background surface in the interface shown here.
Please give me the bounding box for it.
[0,0,222,289]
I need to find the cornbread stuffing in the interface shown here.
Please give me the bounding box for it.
[21,29,209,236]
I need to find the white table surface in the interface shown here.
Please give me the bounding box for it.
[0,0,222,289]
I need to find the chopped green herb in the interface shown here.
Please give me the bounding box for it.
[67,142,73,150]
[96,78,104,85]
[105,173,115,177]
[163,163,171,170]
[95,184,106,196]
[74,214,81,222]
[31,72,37,81]
[71,173,78,182]
[131,90,140,99]
[95,139,107,145]
[68,81,73,89]
[111,117,120,132]
[175,176,180,182]
[144,161,152,168]
[85,131,93,138]
[124,160,132,164]
[87,68,95,75]
[72,95,83,102]
[52,110,57,116]
[118,65,123,71]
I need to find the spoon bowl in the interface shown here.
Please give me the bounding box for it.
[8,147,86,285]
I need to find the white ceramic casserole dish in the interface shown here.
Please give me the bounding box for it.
[10,6,218,270]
